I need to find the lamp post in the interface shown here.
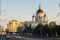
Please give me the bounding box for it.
[58,4,60,25]
[41,24,42,38]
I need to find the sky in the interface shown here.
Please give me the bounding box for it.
[0,0,60,26]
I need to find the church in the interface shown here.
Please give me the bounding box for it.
[26,4,48,29]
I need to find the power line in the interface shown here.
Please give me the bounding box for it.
[0,10,6,21]
[49,3,60,21]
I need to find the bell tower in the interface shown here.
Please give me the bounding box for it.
[32,13,36,22]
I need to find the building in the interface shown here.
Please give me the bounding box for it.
[17,22,25,32]
[26,4,48,29]
[18,22,25,27]
[0,26,5,35]
[7,20,20,33]
[32,4,48,24]
[7,20,25,33]
[49,21,56,27]
[0,26,3,34]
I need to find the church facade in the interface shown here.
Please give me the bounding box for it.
[26,4,48,29]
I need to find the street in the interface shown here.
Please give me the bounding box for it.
[0,35,60,40]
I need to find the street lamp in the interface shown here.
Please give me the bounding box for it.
[41,24,42,38]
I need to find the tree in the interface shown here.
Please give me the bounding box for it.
[47,27,52,37]
[42,24,48,37]
[17,27,22,33]
[23,24,28,33]
[23,24,32,33]
[6,28,9,34]
[48,25,56,37]
[33,23,42,35]
[52,27,56,37]
[56,25,60,37]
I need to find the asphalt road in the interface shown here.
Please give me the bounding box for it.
[20,37,60,40]
[0,35,60,40]
[1,37,60,40]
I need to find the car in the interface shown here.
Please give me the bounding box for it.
[5,35,11,39]
[16,36,21,39]
[14,36,21,39]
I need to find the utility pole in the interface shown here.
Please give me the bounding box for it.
[59,4,60,25]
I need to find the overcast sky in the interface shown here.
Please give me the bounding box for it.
[0,0,60,26]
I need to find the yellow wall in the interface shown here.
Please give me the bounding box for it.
[7,20,24,33]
